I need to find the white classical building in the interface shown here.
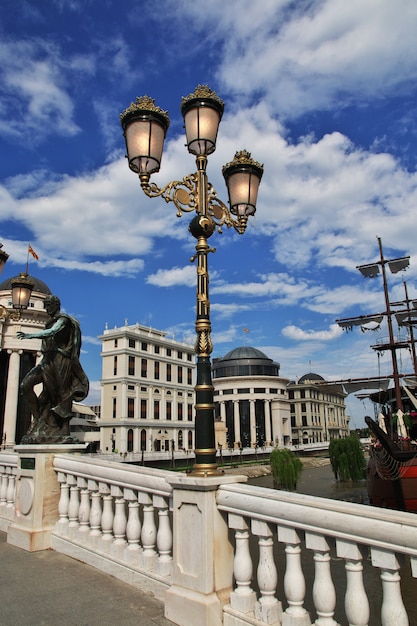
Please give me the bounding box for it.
[212,347,292,449]
[99,322,196,454]
[288,372,350,444]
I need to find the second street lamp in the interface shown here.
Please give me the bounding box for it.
[120,85,263,476]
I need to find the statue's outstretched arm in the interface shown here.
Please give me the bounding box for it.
[17,316,67,341]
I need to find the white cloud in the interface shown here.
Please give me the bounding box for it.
[146,265,196,287]
[282,323,343,341]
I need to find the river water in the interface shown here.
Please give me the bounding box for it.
[248,462,417,625]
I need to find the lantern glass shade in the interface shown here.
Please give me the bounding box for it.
[124,114,167,175]
[182,103,222,156]
[11,274,34,310]
[224,167,262,217]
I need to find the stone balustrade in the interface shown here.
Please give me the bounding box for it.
[217,482,417,625]
[0,452,17,531]
[1,450,417,625]
[50,453,175,600]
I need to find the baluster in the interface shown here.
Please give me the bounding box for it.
[371,548,409,626]
[112,485,127,547]
[228,513,256,614]
[155,494,172,576]
[57,472,70,530]
[0,469,8,506]
[336,539,369,626]
[139,491,157,569]
[278,526,311,626]
[306,532,338,625]
[78,478,91,536]
[252,519,282,624]
[125,488,141,554]
[67,476,80,531]
[6,472,16,509]
[88,480,102,539]
[100,483,114,544]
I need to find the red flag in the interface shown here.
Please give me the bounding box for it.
[28,245,39,260]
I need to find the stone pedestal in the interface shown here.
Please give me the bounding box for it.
[7,444,86,552]
[164,473,247,626]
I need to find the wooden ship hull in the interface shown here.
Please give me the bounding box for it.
[366,415,417,512]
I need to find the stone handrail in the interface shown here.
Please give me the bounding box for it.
[217,482,417,625]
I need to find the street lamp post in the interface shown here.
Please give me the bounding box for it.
[121,85,263,476]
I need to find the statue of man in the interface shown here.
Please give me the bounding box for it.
[17,294,89,443]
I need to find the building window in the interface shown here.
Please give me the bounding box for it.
[166,401,172,420]
[178,403,183,421]
[141,358,147,378]
[178,366,183,384]
[178,351,183,360]
[127,429,134,452]
[141,429,147,451]
[114,339,118,348]
[141,399,147,419]
[188,430,193,449]
[167,348,171,357]
[154,361,160,380]
[128,355,135,376]
[187,353,193,362]
[167,363,172,381]
[113,356,117,375]
[141,342,148,351]
[154,400,160,420]
[129,339,135,348]
[112,398,117,418]
[187,404,193,421]
[301,403,306,413]
[178,430,183,449]
[187,367,192,385]
[128,397,135,418]
[155,345,160,354]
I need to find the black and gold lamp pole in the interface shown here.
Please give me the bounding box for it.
[120,85,263,476]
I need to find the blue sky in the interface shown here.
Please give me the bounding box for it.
[1,0,417,428]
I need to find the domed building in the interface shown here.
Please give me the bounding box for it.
[0,273,51,445]
[287,373,349,445]
[212,346,291,449]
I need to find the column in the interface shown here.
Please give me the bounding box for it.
[233,400,240,447]
[265,400,272,446]
[3,350,22,448]
[250,399,256,446]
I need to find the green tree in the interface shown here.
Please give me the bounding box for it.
[329,436,366,482]
[270,448,303,491]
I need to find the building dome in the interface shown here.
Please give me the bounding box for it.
[0,274,51,295]
[212,346,280,378]
[298,372,325,383]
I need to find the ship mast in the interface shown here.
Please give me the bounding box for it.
[377,237,404,411]
[336,236,412,413]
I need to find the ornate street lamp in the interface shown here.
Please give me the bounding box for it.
[121,85,263,476]
[0,272,34,321]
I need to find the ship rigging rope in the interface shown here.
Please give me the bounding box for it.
[371,446,416,481]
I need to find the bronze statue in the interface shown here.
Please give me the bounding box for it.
[17,294,89,444]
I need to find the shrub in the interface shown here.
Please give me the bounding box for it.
[329,436,366,482]
[270,448,303,491]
